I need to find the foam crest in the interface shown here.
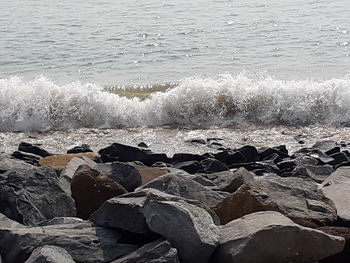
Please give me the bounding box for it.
[1,74,350,131]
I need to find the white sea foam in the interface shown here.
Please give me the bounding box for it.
[1,74,350,132]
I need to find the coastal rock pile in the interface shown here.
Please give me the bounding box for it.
[1,140,350,262]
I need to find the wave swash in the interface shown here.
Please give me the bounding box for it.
[1,73,350,132]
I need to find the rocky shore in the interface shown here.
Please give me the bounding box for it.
[1,139,350,262]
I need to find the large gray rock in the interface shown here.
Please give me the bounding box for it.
[137,173,225,208]
[212,211,345,263]
[0,167,76,226]
[24,245,75,263]
[322,166,350,222]
[292,165,334,183]
[143,199,219,263]
[95,162,142,191]
[0,213,137,263]
[38,217,84,226]
[90,188,221,233]
[0,154,34,173]
[214,175,337,227]
[111,239,179,263]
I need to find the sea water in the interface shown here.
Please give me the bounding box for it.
[0,0,350,152]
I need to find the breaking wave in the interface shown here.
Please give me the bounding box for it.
[1,74,350,132]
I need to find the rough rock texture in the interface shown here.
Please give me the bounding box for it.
[39,153,97,169]
[200,158,229,173]
[11,151,41,166]
[111,239,179,263]
[137,173,225,208]
[318,226,350,263]
[90,188,221,233]
[0,154,34,173]
[212,211,345,263]
[95,162,142,191]
[67,144,93,154]
[71,164,127,219]
[24,245,75,263]
[214,175,337,227]
[133,165,169,184]
[143,199,219,263]
[292,165,334,183]
[0,214,137,263]
[18,142,52,158]
[322,166,350,223]
[38,217,84,226]
[0,166,76,226]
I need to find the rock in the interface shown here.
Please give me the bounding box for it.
[0,213,137,263]
[322,166,350,223]
[294,155,319,166]
[0,154,34,173]
[293,148,334,164]
[71,164,127,219]
[111,239,179,263]
[203,168,254,193]
[318,227,350,263]
[237,145,259,163]
[325,147,341,156]
[133,165,169,184]
[0,166,76,226]
[37,217,84,226]
[90,188,221,233]
[18,142,51,157]
[173,161,202,174]
[276,160,296,171]
[313,140,338,153]
[328,152,349,166]
[171,153,206,164]
[24,245,75,263]
[138,173,225,208]
[11,151,40,166]
[292,165,334,183]
[188,174,217,187]
[67,144,93,154]
[258,146,289,160]
[95,162,142,191]
[213,175,337,227]
[213,150,246,165]
[212,211,345,263]
[143,199,219,263]
[200,158,229,173]
[137,142,148,148]
[98,143,169,166]
[39,153,97,169]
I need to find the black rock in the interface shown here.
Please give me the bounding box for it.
[137,142,148,148]
[213,150,246,165]
[325,147,341,156]
[0,166,76,226]
[171,153,206,164]
[328,152,349,166]
[237,145,258,163]
[293,148,334,164]
[67,144,93,154]
[173,161,203,174]
[99,143,169,166]
[11,151,40,166]
[258,146,289,160]
[18,142,51,158]
[276,160,296,171]
[201,158,229,173]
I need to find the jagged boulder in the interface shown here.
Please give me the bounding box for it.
[212,211,345,263]
[24,246,75,263]
[0,154,34,173]
[214,175,337,227]
[0,166,76,226]
[18,142,52,157]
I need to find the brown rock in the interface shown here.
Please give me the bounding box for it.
[133,165,169,184]
[213,176,337,227]
[39,153,97,169]
[71,164,127,219]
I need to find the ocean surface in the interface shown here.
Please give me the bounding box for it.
[1,0,350,152]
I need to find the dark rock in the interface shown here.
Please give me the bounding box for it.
[111,239,179,263]
[228,161,279,174]
[67,144,93,154]
[213,175,337,227]
[325,147,341,156]
[276,160,296,171]
[213,150,245,165]
[201,158,229,173]
[258,146,289,160]
[322,167,350,223]
[293,148,334,164]
[313,140,338,153]
[262,153,282,164]
[24,245,75,263]
[0,213,137,263]
[188,174,217,187]
[98,143,169,166]
[152,162,172,168]
[294,155,319,166]
[212,211,345,263]
[71,164,127,219]
[137,142,148,148]
[171,153,206,164]
[173,161,202,174]
[11,151,40,166]
[328,152,349,166]
[95,162,142,191]
[18,142,51,158]
[318,227,350,263]
[336,161,350,169]
[0,166,76,226]
[143,199,219,263]
[137,173,225,208]
[291,165,334,183]
[0,154,34,173]
[237,145,258,162]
